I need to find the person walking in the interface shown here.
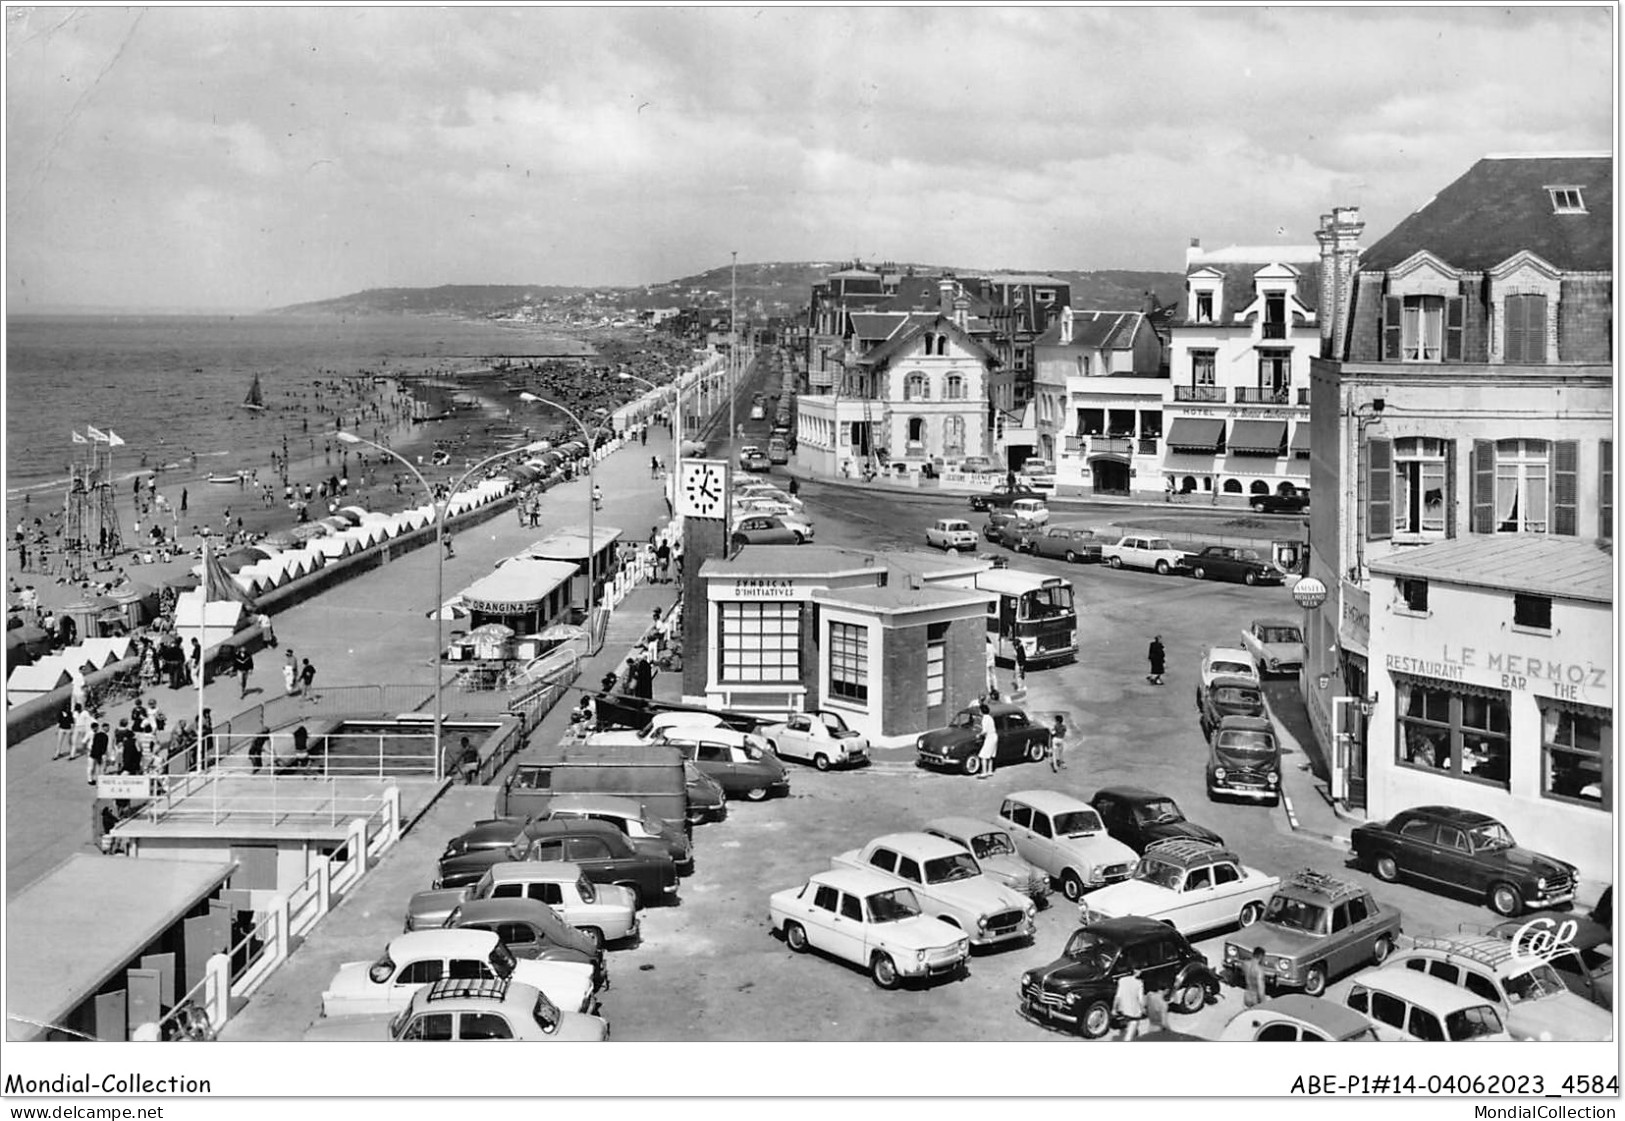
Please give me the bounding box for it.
[1113,968,1146,1042]
[458,736,480,785]
[72,703,92,759]
[248,724,269,774]
[298,657,316,697]
[52,703,74,760]
[235,645,254,697]
[1013,641,1028,696]
[592,484,604,511]
[650,455,660,479]
[87,721,108,785]
[117,720,142,777]
[1146,634,1166,686]
[1049,713,1067,773]
[189,638,203,686]
[283,651,299,695]
[1241,946,1270,1008]
[976,700,998,779]
[655,539,671,584]
[257,611,276,648]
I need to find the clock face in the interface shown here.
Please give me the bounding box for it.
[679,459,727,518]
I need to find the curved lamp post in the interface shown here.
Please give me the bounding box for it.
[336,430,531,779]
[518,393,599,639]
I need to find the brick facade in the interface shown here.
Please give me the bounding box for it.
[1560,275,1613,363]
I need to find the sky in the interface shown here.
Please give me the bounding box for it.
[3,5,1615,311]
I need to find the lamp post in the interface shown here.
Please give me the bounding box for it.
[518,393,599,638]
[617,372,676,500]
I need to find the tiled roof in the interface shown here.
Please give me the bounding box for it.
[1034,310,1145,350]
[1176,260,1321,327]
[849,312,912,342]
[1362,155,1612,273]
[853,314,1000,369]
[878,275,994,318]
[1368,536,1613,604]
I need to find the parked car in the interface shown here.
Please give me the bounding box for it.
[1217,994,1390,1042]
[444,897,606,989]
[1489,911,1614,1011]
[922,816,1052,906]
[1344,968,1512,1041]
[737,445,764,469]
[510,820,680,909]
[305,977,607,1042]
[1196,646,1261,712]
[586,708,739,749]
[960,456,997,475]
[1198,674,1264,738]
[684,760,728,825]
[536,793,693,876]
[767,868,970,989]
[926,517,979,551]
[1221,869,1403,997]
[1017,460,1057,491]
[968,482,1041,512]
[665,727,792,801]
[320,930,596,1019]
[1239,618,1307,676]
[1387,934,1613,1040]
[1249,490,1310,515]
[434,810,679,894]
[1018,916,1220,1038]
[731,514,812,545]
[996,790,1139,901]
[1080,839,1280,937]
[1349,805,1578,917]
[733,494,799,518]
[984,511,1038,551]
[1026,525,1105,564]
[916,701,1052,775]
[760,709,871,771]
[743,450,772,472]
[1187,545,1285,585]
[407,861,639,950]
[735,482,802,511]
[831,833,1037,949]
[1006,497,1050,526]
[1206,715,1282,804]
[766,437,789,465]
[1089,786,1224,853]
[1100,535,1191,575]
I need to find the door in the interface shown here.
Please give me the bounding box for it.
[1000,801,1041,867]
[1027,810,1060,875]
[803,884,845,958]
[1175,864,1215,931]
[1431,825,1477,888]
[1092,460,1130,496]
[184,902,231,991]
[94,990,127,1041]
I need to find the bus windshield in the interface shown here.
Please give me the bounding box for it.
[1022,585,1074,620]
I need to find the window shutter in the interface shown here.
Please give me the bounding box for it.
[1367,437,1393,541]
[1383,296,1403,360]
[1553,440,1579,536]
[1445,297,1464,361]
[1601,439,1614,540]
[1443,439,1458,539]
[1470,440,1496,534]
[1524,294,1547,363]
[1505,296,1525,362]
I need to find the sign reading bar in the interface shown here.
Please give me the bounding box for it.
[98,774,153,800]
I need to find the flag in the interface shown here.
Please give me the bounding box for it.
[85,425,109,442]
[106,430,126,447]
[71,431,88,444]
[203,544,255,608]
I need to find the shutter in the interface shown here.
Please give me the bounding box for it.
[1524,294,1547,363]
[1367,437,1393,541]
[1601,439,1614,540]
[1444,439,1458,539]
[1504,296,1526,362]
[1552,440,1578,536]
[1470,440,1496,534]
[1383,296,1403,360]
[1445,297,1464,361]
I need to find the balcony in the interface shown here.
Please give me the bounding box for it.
[1138,437,1160,456]
[1262,321,1288,340]
[1234,387,1293,405]
[1086,436,1134,457]
[1174,385,1225,403]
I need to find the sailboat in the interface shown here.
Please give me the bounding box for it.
[242,373,267,412]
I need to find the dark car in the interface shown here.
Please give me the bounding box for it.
[1198,674,1264,737]
[1187,546,1284,585]
[1249,491,1310,515]
[969,483,1041,512]
[1018,916,1220,1038]
[1349,805,1577,917]
[1089,786,1223,854]
[514,820,679,910]
[684,760,728,825]
[1027,525,1105,564]
[663,729,792,801]
[916,702,1052,775]
[437,818,678,903]
[984,512,1037,552]
[444,897,608,990]
[1205,715,1281,805]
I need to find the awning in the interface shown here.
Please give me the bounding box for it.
[1290,424,1311,453]
[1165,418,1226,452]
[1228,419,1287,455]
[458,558,578,615]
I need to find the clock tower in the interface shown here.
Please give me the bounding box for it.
[676,458,731,699]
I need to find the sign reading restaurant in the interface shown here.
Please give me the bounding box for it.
[1387,645,1612,703]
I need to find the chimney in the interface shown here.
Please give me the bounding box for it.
[1185,237,1204,267]
[1060,305,1074,346]
[1316,207,1365,360]
[953,293,970,332]
[938,277,955,317]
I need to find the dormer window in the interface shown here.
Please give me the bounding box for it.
[1548,186,1586,214]
[1195,291,1215,323]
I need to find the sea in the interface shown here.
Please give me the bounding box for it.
[4,313,588,501]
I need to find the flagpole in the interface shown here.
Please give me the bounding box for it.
[197,535,208,771]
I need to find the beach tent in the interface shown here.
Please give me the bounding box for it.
[172,591,244,655]
[77,636,134,668]
[329,509,364,527]
[6,662,73,707]
[260,530,304,549]
[314,536,356,560]
[317,516,352,534]
[338,505,371,521]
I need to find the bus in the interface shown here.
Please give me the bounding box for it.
[975,569,1077,666]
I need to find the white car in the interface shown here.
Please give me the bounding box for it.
[585,709,732,749]
[922,817,1052,905]
[738,445,764,468]
[1079,839,1280,937]
[760,709,870,770]
[735,483,803,511]
[767,867,970,989]
[1007,497,1050,526]
[321,929,596,1019]
[830,833,1037,949]
[1197,646,1262,709]
[1218,994,1393,1042]
[995,790,1139,902]
[1101,534,1191,575]
[733,495,798,518]
[1239,618,1307,676]
[926,518,979,551]
[405,861,640,949]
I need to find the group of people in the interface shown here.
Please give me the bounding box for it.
[73,696,201,786]
[281,649,318,700]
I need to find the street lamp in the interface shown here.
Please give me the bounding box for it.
[518,393,599,640]
[618,372,676,497]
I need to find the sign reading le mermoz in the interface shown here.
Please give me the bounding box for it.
[1386,646,1611,702]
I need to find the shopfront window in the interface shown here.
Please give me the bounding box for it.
[1395,679,1510,788]
[828,621,869,702]
[719,602,801,685]
[1540,704,1611,809]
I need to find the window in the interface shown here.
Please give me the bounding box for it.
[1408,1008,1445,1041]
[828,621,869,702]
[1212,863,1240,886]
[942,416,965,459]
[1462,972,1501,1004]
[1540,703,1610,808]
[839,893,862,921]
[1548,186,1587,214]
[1079,408,1105,436]
[1192,350,1216,385]
[1257,1023,1300,1042]
[1471,439,1577,536]
[1601,439,1613,540]
[1345,896,1370,925]
[460,1012,514,1040]
[1513,594,1552,630]
[1036,289,1056,305]
[905,372,929,401]
[868,849,897,874]
[1396,577,1429,613]
[1223,479,1243,494]
[897,857,922,883]
[1393,437,1449,535]
[1032,813,1053,839]
[1395,679,1511,788]
[1331,904,1351,933]
[1503,294,1548,363]
[1195,291,1214,323]
[926,622,947,707]
[400,1013,454,1041]
[1257,350,1291,397]
[813,885,839,912]
[719,602,800,684]
[397,960,442,985]
[1184,866,1212,893]
[1249,481,1270,495]
[1384,294,1463,362]
[945,374,965,400]
[1005,802,1032,829]
[1368,991,1407,1029]
[1494,439,1550,533]
[1262,293,1287,339]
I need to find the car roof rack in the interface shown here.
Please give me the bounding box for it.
[1143,837,1234,864]
[1407,934,1522,969]
[1283,868,1364,902]
[424,976,510,1004]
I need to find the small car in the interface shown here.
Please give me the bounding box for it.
[408,861,638,950]
[684,760,728,825]
[1007,497,1050,526]
[1239,618,1306,676]
[996,790,1139,901]
[1080,839,1280,937]
[320,930,596,1019]
[1490,912,1614,1011]
[922,816,1052,906]
[1187,545,1285,585]
[1217,993,1390,1042]
[915,702,1052,775]
[443,897,606,989]
[1196,646,1261,711]
[1221,869,1403,998]
[1198,673,1264,737]
[743,450,772,472]
[665,727,791,801]
[1100,535,1191,575]
[1349,805,1578,917]
[511,820,680,909]
[968,482,1040,512]
[761,709,871,771]
[538,793,694,876]
[1205,715,1282,804]
[1249,491,1310,515]
[1089,786,1223,853]
[1026,525,1105,564]
[1344,968,1512,1041]
[768,868,970,989]
[1387,935,1614,1041]
[984,511,1038,551]
[830,833,1037,949]
[1018,916,1220,1038]
[735,483,802,511]
[960,456,997,475]
[737,445,764,468]
[731,514,811,546]
[926,518,979,551]
[305,977,607,1043]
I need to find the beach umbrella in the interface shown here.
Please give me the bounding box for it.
[7,625,51,660]
[468,623,515,640]
[261,530,303,549]
[163,571,202,592]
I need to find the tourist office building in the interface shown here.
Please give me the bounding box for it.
[1302,154,1614,885]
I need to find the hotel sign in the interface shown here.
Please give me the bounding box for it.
[1392,644,1614,702]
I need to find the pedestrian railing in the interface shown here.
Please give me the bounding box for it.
[131,771,392,829]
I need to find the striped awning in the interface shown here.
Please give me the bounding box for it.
[1228,419,1287,455]
[1165,418,1226,452]
[1290,424,1311,452]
